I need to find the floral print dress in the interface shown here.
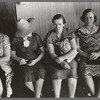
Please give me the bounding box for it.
[0,33,13,98]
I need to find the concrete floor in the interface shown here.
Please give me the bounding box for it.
[10,72,93,98]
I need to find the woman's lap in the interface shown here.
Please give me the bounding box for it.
[24,62,46,82]
[80,58,100,77]
[46,60,78,80]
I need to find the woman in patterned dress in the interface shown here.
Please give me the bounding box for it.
[11,18,45,98]
[45,14,78,98]
[75,8,100,97]
[0,33,13,98]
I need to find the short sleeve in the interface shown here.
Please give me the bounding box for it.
[44,31,53,44]
[74,29,81,38]
[36,34,43,47]
[46,32,56,44]
[3,35,10,49]
[47,38,54,44]
[11,38,17,51]
[68,32,76,41]
[65,29,75,41]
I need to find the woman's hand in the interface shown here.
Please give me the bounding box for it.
[19,59,27,65]
[27,60,37,66]
[60,61,70,69]
[1,63,12,74]
[89,52,100,60]
[56,57,64,64]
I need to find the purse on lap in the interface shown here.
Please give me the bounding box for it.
[56,38,78,63]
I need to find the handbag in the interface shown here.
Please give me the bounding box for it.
[56,38,78,63]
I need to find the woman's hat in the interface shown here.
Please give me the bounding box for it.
[15,17,36,38]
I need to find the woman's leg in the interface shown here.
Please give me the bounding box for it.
[0,78,3,98]
[52,79,62,98]
[6,72,13,98]
[95,77,100,98]
[35,78,44,98]
[84,75,95,96]
[68,60,77,98]
[67,78,77,98]
[25,82,34,92]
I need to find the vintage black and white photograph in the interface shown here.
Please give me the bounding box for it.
[0,1,100,98]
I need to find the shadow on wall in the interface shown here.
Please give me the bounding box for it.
[0,18,17,41]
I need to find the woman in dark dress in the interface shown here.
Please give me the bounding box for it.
[45,14,78,98]
[75,9,100,97]
[11,18,45,98]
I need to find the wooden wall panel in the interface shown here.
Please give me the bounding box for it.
[16,2,100,40]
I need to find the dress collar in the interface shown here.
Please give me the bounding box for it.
[53,27,68,40]
[79,24,98,34]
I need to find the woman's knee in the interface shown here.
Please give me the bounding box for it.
[35,79,44,88]
[84,75,92,80]
[0,79,3,96]
[69,60,77,68]
[69,60,78,75]
[25,82,33,87]
[52,79,62,85]
[36,78,44,83]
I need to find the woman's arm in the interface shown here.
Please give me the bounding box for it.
[11,50,27,65]
[34,46,45,63]
[0,45,10,65]
[74,30,89,59]
[11,51,22,62]
[27,46,45,66]
[76,37,89,58]
[57,38,78,63]
[47,43,58,61]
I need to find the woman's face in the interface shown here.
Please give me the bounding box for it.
[84,11,95,26]
[53,18,65,33]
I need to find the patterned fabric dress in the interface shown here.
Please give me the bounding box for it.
[12,33,45,82]
[75,25,100,76]
[45,28,78,80]
[0,33,13,97]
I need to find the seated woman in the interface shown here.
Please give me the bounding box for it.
[11,17,45,98]
[44,14,78,98]
[0,33,13,98]
[75,8,100,97]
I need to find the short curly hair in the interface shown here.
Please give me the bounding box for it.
[52,14,66,24]
[80,8,97,23]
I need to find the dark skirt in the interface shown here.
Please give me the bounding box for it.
[21,61,46,82]
[0,67,6,97]
[45,59,78,80]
